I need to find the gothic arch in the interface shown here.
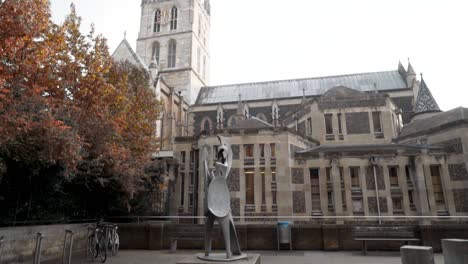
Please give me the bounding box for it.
[154,9,161,32]
[256,113,267,122]
[200,116,213,133]
[170,6,178,30]
[227,115,237,127]
[152,41,160,63]
[168,39,177,68]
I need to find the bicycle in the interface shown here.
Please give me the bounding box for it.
[87,224,107,263]
[104,224,119,256]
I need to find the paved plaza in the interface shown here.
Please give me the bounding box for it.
[102,250,445,264]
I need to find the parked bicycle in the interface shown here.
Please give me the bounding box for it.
[87,223,107,263]
[103,223,119,256]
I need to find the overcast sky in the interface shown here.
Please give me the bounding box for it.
[50,0,468,111]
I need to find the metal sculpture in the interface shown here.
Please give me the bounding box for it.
[199,136,246,261]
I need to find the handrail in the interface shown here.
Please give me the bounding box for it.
[106,215,468,219]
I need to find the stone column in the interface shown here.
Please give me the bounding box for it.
[360,165,370,216]
[399,159,411,216]
[413,153,431,223]
[439,156,455,215]
[331,159,343,224]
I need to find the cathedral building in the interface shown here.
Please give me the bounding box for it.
[112,0,468,223]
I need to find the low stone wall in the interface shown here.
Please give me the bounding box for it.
[118,223,468,253]
[0,224,89,264]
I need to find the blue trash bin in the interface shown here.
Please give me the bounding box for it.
[277,221,292,250]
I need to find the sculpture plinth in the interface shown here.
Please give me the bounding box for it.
[178,254,260,264]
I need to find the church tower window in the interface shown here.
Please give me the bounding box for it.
[170,6,178,30]
[152,42,160,63]
[197,47,201,73]
[203,55,207,79]
[168,39,177,68]
[154,10,161,33]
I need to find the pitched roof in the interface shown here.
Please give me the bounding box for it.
[111,38,148,70]
[195,70,407,105]
[398,107,468,139]
[414,76,441,114]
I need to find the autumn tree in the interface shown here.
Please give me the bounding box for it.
[0,0,160,222]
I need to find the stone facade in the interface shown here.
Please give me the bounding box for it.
[136,0,211,103]
[368,197,389,213]
[293,191,306,214]
[453,190,468,212]
[231,198,240,216]
[112,2,468,224]
[366,166,386,190]
[291,168,304,184]
[227,168,240,192]
[346,112,370,134]
[448,164,468,181]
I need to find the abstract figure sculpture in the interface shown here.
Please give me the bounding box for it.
[199,136,246,261]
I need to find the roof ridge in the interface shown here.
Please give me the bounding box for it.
[203,70,399,89]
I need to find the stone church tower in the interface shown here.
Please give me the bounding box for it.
[136,0,211,104]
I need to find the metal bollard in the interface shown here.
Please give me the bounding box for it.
[62,230,74,264]
[33,233,44,264]
[0,236,5,264]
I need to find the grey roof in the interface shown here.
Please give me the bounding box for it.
[297,143,443,155]
[414,77,441,114]
[398,107,468,139]
[196,70,407,105]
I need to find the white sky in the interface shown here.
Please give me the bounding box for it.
[50,0,468,111]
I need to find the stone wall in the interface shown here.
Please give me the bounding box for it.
[292,191,306,213]
[0,224,88,264]
[448,163,468,181]
[452,189,468,212]
[435,138,464,154]
[345,112,370,134]
[227,168,240,192]
[118,223,468,252]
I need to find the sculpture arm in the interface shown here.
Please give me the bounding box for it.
[204,160,214,182]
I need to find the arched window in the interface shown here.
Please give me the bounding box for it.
[152,42,160,63]
[154,9,161,33]
[168,39,176,68]
[256,113,267,122]
[228,115,237,127]
[201,117,212,133]
[170,6,178,30]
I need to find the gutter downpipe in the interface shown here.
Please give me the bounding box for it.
[371,157,382,225]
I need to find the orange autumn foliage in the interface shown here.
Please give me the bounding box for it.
[0,0,160,212]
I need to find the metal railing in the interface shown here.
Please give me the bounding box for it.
[0,236,4,264]
[105,215,468,225]
[33,233,44,264]
[62,230,74,264]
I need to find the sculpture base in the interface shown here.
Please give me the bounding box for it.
[177,253,259,264]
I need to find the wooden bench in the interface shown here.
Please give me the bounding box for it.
[352,226,420,255]
[167,226,207,253]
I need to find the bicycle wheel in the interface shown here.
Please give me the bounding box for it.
[113,233,119,256]
[98,232,107,263]
[88,234,97,259]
